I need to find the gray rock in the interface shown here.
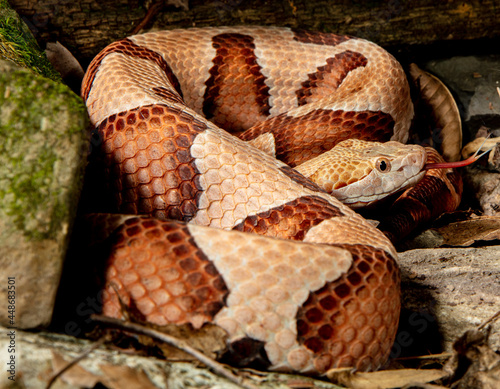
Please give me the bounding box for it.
[398,246,500,356]
[464,166,500,216]
[422,55,500,138]
[0,60,89,329]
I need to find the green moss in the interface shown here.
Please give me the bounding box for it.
[0,68,86,133]
[0,0,61,81]
[0,63,88,241]
[1,149,57,240]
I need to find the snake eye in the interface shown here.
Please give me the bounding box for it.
[376,158,391,173]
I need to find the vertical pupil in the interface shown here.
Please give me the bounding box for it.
[380,160,387,171]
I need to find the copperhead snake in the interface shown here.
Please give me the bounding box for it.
[80,26,462,374]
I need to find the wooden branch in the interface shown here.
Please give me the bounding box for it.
[91,314,260,389]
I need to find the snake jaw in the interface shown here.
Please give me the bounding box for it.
[297,140,428,208]
[334,148,427,208]
[335,169,426,208]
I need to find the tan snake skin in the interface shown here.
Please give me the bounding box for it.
[81,26,416,374]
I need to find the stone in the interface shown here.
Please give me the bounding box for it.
[0,59,89,328]
[422,55,500,139]
[396,246,500,358]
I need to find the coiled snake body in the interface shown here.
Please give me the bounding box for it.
[81,26,452,374]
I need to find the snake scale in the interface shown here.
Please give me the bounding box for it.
[80,26,461,374]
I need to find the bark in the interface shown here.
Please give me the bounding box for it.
[9,0,500,66]
[0,327,340,389]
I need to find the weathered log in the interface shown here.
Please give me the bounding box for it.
[9,0,500,65]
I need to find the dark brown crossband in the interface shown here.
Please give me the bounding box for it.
[292,29,352,46]
[96,104,207,220]
[82,38,183,102]
[203,33,271,132]
[296,244,400,373]
[378,169,462,243]
[152,86,185,105]
[240,109,395,167]
[233,195,344,240]
[278,165,326,192]
[296,51,368,106]
[104,217,229,325]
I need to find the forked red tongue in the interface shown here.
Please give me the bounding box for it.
[424,146,493,170]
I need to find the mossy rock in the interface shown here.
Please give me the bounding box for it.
[0,59,89,328]
[0,0,61,81]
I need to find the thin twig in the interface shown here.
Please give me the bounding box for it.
[395,352,453,362]
[45,336,108,389]
[91,314,259,389]
[130,1,165,35]
[478,309,500,331]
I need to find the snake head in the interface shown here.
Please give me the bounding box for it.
[295,139,427,208]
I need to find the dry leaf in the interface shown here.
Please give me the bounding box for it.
[462,136,500,159]
[136,322,228,361]
[443,327,500,389]
[99,364,160,389]
[409,63,462,162]
[45,41,84,81]
[433,216,500,246]
[327,367,447,389]
[51,351,101,388]
[462,136,500,170]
